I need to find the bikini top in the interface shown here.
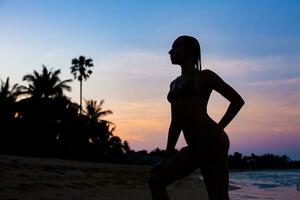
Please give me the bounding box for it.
[167,69,198,103]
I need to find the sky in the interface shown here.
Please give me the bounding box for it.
[1,0,300,159]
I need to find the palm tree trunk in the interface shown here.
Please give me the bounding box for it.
[80,80,82,115]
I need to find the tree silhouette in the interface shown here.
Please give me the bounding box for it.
[70,56,94,115]
[11,66,73,155]
[19,65,72,99]
[82,99,120,158]
[123,140,131,154]
[83,99,113,124]
[0,77,20,120]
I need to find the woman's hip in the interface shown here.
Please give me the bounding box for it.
[186,124,230,162]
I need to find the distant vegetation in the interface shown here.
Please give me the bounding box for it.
[0,57,299,169]
[228,152,300,169]
[123,148,300,169]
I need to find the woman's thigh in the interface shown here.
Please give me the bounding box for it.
[149,146,199,187]
[201,132,230,200]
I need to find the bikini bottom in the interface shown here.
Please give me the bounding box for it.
[185,121,230,166]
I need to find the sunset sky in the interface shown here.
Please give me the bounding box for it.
[1,1,300,159]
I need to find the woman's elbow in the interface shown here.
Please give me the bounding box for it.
[235,96,245,109]
[229,94,244,109]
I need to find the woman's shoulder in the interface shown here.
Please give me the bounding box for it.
[194,69,221,81]
[193,69,211,80]
[196,69,216,76]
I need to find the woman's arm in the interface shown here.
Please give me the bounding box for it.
[165,118,181,157]
[150,105,180,174]
[206,69,245,130]
[165,103,181,157]
[165,81,181,156]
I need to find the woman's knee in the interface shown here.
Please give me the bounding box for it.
[148,165,174,188]
[148,173,165,188]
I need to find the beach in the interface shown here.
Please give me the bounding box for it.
[0,154,208,200]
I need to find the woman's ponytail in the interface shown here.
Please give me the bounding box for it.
[198,44,202,71]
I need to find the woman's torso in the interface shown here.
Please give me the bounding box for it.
[167,69,217,146]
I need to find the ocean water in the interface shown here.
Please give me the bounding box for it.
[229,169,300,200]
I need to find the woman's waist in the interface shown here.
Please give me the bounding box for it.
[179,116,217,131]
[174,112,210,124]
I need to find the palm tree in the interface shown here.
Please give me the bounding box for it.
[83,99,113,124]
[14,66,72,153]
[0,77,20,102]
[19,65,72,99]
[17,65,72,124]
[83,99,114,145]
[70,56,94,114]
[0,77,21,120]
[83,99,119,156]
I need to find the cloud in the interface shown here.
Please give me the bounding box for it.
[94,50,175,78]
[249,76,300,87]
[205,55,300,82]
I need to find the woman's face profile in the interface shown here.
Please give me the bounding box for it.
[168,38,187,65]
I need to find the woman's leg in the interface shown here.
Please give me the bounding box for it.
[201,132,230,200]
[148,146,199,200]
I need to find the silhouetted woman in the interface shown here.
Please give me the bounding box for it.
[148,35,244,200]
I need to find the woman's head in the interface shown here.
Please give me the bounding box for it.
[168,35,201,70]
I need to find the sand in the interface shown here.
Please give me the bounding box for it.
[0,154,209,200]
